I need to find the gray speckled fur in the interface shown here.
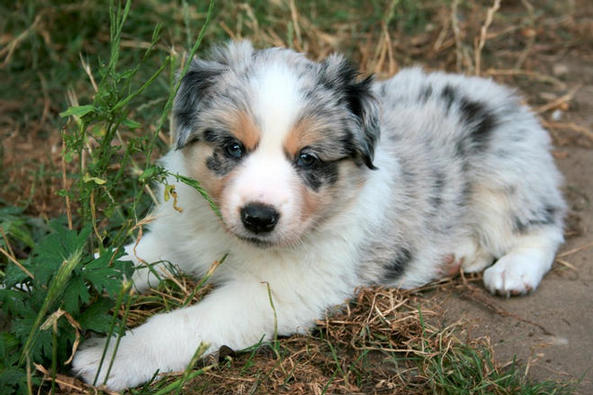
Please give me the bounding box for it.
[359,68,565,285]
[72,42,567,390]
[174,41,566,289]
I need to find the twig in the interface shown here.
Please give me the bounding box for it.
[0,247,35,279]
[450,0,476,73]
[514,0,536,70]
[39,309,81,365]
[555,259,578,272]
[26,356,33,395]
[61,137,73,230]
[557,240,593,258]
[535,85,581,114]
[289,0,302,51]
[383,21,397,75]
[0,226,16,259]
[475,0,501,76]
[204,371,255,382]
[90,191,102,242]
[34,364,86,392]
[182,255,225,306]
[451,0,463,72]
[115,130,159,205]
[0,14,43,67]
[79,53,99,93]
[485,68,567,89]
[542,120,593,142]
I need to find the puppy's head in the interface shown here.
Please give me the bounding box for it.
[173,41,379,247]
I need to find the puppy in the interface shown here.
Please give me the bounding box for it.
[73,41,565,390]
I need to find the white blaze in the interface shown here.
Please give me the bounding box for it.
[223,63,306,234]
[251,63,303,152]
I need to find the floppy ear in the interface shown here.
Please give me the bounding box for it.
[319,54,380,169]
[173,41,255,149]
[173,59,225,149]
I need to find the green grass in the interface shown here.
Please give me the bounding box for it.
[0,0,581,393]
[0,0,217,392]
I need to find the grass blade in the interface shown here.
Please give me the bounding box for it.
[18,248,84,365]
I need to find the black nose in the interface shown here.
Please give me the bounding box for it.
[240,203,280,234]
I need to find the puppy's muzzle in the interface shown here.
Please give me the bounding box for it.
[240,203,280,234]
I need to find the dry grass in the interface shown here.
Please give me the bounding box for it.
[3,0,593,393]
[3,0,593,216]
[102,280,508,394]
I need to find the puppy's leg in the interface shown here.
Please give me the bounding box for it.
[124,232,174,293]
[72,280,318,390]
[468,178,564,296]
[483,226,562,296]
[448,236,495,274]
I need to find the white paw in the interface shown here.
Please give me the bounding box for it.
[483,252,546,296]
[72,335,155,391]
[462,250,494,273]
[449,237,494,274]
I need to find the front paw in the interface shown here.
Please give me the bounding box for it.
[483,253,544,296]
[72,336,155,391]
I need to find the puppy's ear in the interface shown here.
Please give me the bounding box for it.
[174,41,256,149]
[173,59,225,149]
[320,54,380,169]
[209,40,254,70]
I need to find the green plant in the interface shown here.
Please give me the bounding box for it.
[0,0,215,392]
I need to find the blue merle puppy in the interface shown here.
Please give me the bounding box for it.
[73,41,565,390]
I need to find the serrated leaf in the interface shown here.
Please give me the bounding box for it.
[78,298,113,333]
[59,104,96,118]
[0,367,28,393]
[0,333,19,350]
[20,230,86,365]
[3,260,32,289]
[62,276,90,313]
[32,224,87,286]
[0,289,31,317]
[0,206,35,248]
[33,223,91,272]
[82,254,126,297]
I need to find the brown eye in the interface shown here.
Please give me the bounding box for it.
[224,140,245,159]
[296,151,319,169]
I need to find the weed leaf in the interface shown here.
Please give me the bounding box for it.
[59,105,96,118]
[78,298,114,333]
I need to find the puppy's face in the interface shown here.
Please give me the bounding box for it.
[173,41,379,247]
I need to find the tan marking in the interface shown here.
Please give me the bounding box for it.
[181,110,260,205]
[299,159,368,225]
[183,144,236,204]
[300,184,322,223]
[232,111,260,150]
[283,117,327,158]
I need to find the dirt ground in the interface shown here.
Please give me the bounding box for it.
[2,1,592,393]
[429,53,593,392]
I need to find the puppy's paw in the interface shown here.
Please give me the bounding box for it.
[483,253,544,296]
[72,336,153,391]
[449,238,494,274]
[462,251,493,273]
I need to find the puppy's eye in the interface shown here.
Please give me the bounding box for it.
[224,140,245,159]
[296,151,319,169]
